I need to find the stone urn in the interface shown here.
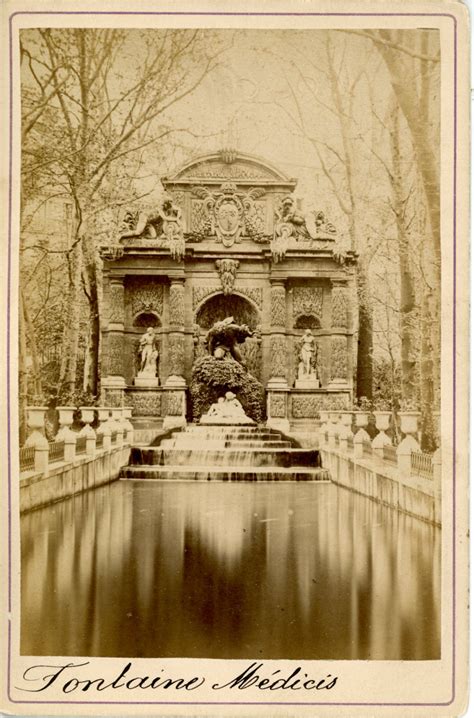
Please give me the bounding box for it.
[27,406,48,431]
[57,406,75,429]
[373,411,391,433]
[398,411,421,437]
[80,407,95,425]
[354,411,370,429]
[55,406,76,441]
[97,407,110,425]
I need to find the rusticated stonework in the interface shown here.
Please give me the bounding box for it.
[164,391,184,416]
[269,393,287,418]
[331,286,348,329]
[192,285,263,310]
[169,282,185,327]
[127,390,162,416]
[168,333,185,376]
[330,336,348,380]
[106,333,124,376]
[128,280,164,319]
[291,392,349,417]
[270,284,286,327]
[291,395,321,418]
[108,282,125,324]
[103,389,124,408]
[292,287,323,323]
[269,335,288,379]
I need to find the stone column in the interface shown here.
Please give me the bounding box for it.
[164,278,186,427]
[267,280,290,431]
[102,276,126,406]
[328,281,351,389]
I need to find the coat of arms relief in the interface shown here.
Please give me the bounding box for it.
[189,182,268,246]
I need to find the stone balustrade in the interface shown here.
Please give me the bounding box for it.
[317,409,440,526]
[20,406,133,513]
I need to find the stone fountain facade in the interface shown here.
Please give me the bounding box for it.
[100,150,357,430]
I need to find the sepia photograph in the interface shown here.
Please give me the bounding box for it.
[1,2,469,715]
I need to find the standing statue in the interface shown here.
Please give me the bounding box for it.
[296,329,319,386]
[136,327,159,383]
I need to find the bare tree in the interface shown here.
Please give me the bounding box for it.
[21,28,227,400]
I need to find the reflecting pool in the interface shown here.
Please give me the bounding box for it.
[21,480,440,659]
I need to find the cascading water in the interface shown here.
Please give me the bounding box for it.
[121,424,329,482]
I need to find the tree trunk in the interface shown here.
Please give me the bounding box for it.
[58,242,83,398]
[389,105,418,402]
[355,266,373,399]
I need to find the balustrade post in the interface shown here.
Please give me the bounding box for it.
[327,412,339,448]
[111,408,124,446]
[339,411,353,452]
[123,407,134,444]
[34,436,49,476]
[63,428,77,462]
[372,411,392,458]
[396,435,420,474]
[25,406,48,448]
[55,406,76,440]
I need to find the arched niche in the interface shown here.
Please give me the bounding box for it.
[133,312,162,328]
[294,314,321,331]
[195,293,260,330]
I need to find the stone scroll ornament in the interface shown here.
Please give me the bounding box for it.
[117,195,185,260]
[189,183,269,246]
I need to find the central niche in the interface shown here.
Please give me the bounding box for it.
[195,293,261,380]
[195,293,259,330]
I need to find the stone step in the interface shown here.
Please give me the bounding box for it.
[179,427,282,437]
[159,439,293,450]
[120,465,331,482]
[129,447,321,469]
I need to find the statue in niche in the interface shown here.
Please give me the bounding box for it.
[200,391,254,425]
[296,329,319,387]
[205,316,254,366]
[135,327,159,386]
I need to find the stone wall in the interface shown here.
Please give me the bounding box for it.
[20,446,130,514]
[320,448,440,526]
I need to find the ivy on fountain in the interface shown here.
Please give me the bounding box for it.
[190,316,265,423]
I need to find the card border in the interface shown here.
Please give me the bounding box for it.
[6,8,460,710]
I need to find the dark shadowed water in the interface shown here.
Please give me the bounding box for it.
[21,480,440,659]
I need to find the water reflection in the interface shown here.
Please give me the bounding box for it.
[21,481,440,659]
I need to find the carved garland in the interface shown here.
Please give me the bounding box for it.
[292,287,323,323]
[169,283,185,327]
[269,335,288,379]
[269,393,287,418]
[330,336,348,380]
[331,287,348,329]
[270,284,286,327]
[127,281,164,320]
[108,282,125,324]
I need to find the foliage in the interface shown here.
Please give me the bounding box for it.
[190,356,265,422]
[353,396,373,412]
